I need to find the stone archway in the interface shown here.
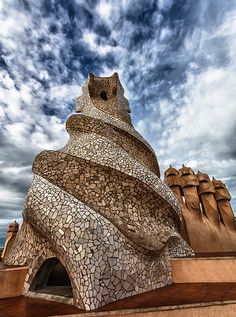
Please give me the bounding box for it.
[29,257,73,299]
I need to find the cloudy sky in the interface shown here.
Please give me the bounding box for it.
[0,0,236,243]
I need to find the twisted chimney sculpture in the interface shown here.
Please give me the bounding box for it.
[5,73,192,310]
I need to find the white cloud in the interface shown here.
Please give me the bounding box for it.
[0,187,24,204]
[96,1,112,21]
[158,0,173,11]
[160,28,172,42]
[50,84,81,102]
[39,70,50,81]
[82,31,123,56]
[0,11,29,38]
[0,0,72,229]
[0,70,15,89]
[153,10,236,191]
[160,63,236,178]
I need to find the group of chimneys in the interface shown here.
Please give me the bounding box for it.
[164,164,230,198]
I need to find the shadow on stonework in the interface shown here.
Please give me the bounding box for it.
[29,257,73,298]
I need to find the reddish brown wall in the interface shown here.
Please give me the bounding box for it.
[0,265,28,298]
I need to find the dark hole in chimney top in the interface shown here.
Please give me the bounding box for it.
[100,91,108,101]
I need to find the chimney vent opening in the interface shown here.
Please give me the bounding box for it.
[100,91,108,101]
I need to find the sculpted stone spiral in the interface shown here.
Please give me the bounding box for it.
[6,73,192,310]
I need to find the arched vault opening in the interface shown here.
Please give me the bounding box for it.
[30,257,72,298]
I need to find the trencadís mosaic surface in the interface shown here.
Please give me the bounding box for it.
[6,73,193,310]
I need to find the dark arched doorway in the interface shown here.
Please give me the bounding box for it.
[30,258,73,298]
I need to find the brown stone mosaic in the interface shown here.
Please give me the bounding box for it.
[5,73,193,310]
[84,73,131,125]
[32,151,179,252]
[66,115,160,176]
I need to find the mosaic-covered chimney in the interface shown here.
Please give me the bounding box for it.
[5,73,193,310]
